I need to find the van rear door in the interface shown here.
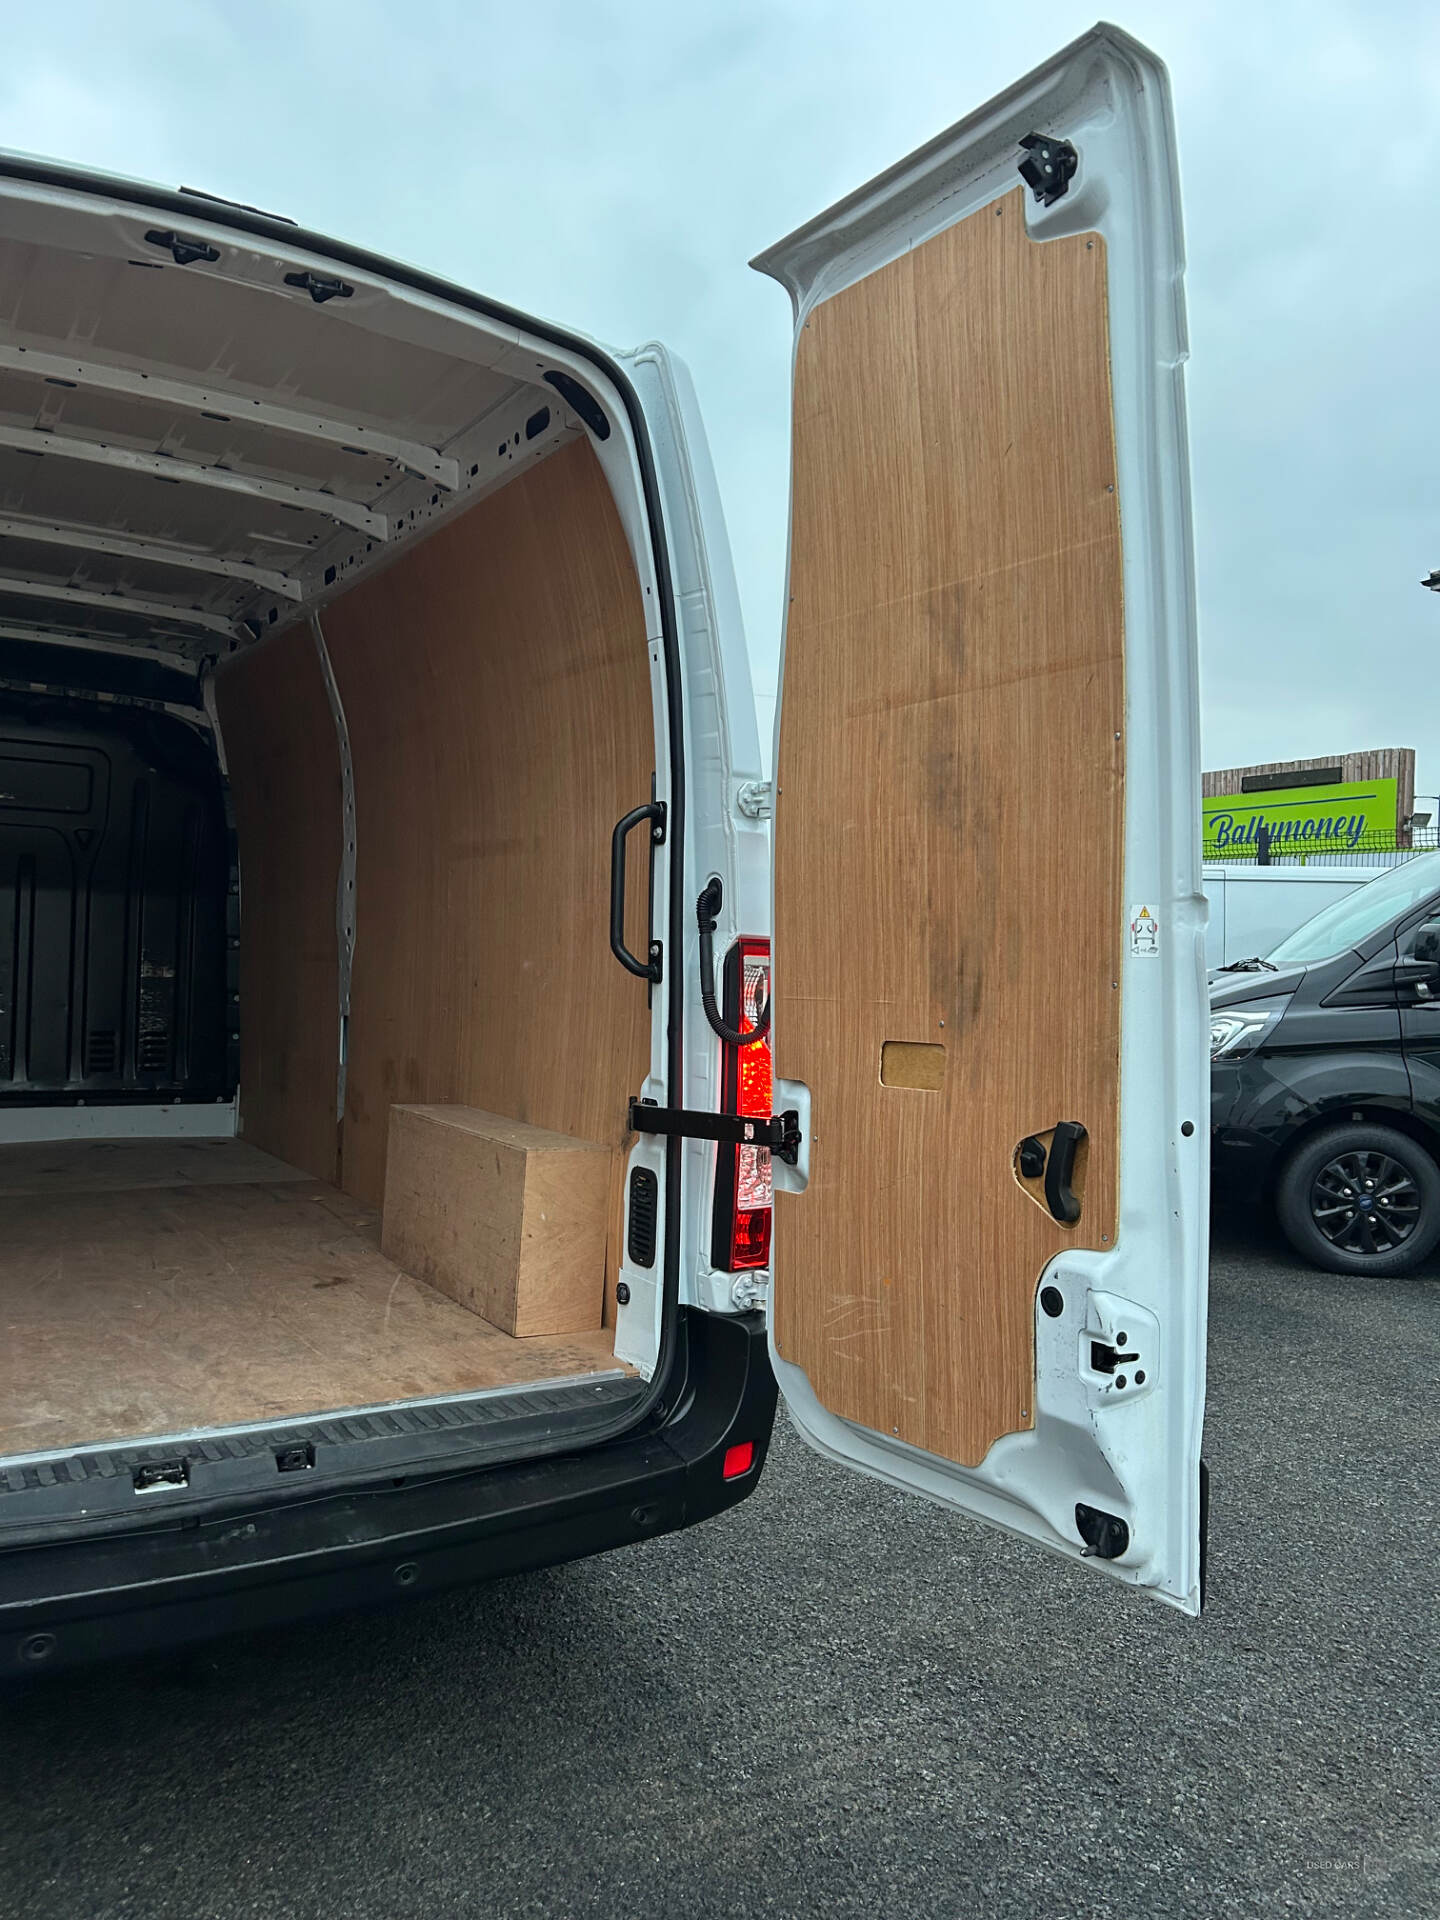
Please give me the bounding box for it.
[758,26,1209,1612]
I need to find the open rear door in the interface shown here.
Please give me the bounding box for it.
[757,25,1208,1612]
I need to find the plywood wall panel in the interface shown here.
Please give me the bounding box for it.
[772,190,1125,1469]
[321,438,653,1209]
[213,625,342,1183]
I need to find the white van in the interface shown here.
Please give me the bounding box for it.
[0,23,1207,1669]
[1204,862,1389,972]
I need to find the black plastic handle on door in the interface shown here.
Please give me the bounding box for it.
[1043,1120,1087,1226]
[610,800,666,982]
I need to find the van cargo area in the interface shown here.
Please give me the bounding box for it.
[0,176,666,1470]
[0,1138,624,1457]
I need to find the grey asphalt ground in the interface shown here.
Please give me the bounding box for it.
[2,1218,1436,1920]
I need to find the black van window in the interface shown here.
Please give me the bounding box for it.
[1266,853,1440,969]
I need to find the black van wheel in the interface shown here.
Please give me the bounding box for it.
[1275,1122,1440,1277]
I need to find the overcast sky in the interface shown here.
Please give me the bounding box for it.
[4,1,1437,802]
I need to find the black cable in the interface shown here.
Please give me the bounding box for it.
[697,879,770,1047]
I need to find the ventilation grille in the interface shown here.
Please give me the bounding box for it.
[627,1167,658,1269]
[137,1027,171,1072]
[85,1029,117,1075]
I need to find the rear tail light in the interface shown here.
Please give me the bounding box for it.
[711,937,772,1271]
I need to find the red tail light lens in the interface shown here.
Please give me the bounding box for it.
[711,937,773,1271]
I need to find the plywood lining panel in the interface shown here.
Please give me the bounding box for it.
[213,624,342,1183]
[319,437,654,1208]
[772,189,1124,1468]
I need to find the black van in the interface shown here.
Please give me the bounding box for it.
[1210,852,1440,1275]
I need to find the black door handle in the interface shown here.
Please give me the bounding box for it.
[610,800,666,982]
[1043,1120,1087,1225]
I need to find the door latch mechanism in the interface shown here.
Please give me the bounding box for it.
[1080,1292,1157,1400]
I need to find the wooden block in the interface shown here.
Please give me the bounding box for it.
[380,1105,610,1337]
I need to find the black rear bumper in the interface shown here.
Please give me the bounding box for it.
[0,1309,776,1674]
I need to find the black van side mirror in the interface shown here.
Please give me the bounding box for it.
[1393,920,1440,1000]
[1327,921,1440,1007]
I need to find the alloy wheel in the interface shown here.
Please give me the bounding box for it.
[1309,1149,1421,1257]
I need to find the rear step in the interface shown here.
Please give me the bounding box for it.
[0,1372,643,1539]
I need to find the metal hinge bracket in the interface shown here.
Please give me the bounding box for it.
[730,1271,770,1313]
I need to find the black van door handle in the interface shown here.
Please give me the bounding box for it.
[1043,1120,1087,1225]
[610,800,666,982]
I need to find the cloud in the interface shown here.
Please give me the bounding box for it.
[2,0,1436,795]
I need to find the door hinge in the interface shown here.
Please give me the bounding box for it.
[735,780,773,821]
[628,1099,802,1166]
[730,1271,769,1313]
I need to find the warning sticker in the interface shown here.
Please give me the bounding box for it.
[1129,904,1160,957]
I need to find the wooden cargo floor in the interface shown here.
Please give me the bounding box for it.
[0,1138,622,1457]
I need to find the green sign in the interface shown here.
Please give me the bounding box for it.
[1202,778,1398,857]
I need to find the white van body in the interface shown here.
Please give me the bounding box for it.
[0,22,1209,1663]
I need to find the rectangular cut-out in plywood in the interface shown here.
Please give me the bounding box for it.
[880,1041,947,1091]
[772,188,1124,1469]
[214,626,342,1184]
[319,438,654,1211]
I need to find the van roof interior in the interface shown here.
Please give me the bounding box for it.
[0,172,596,671]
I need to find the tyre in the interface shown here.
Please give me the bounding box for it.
[1275,1121,1440,1278]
